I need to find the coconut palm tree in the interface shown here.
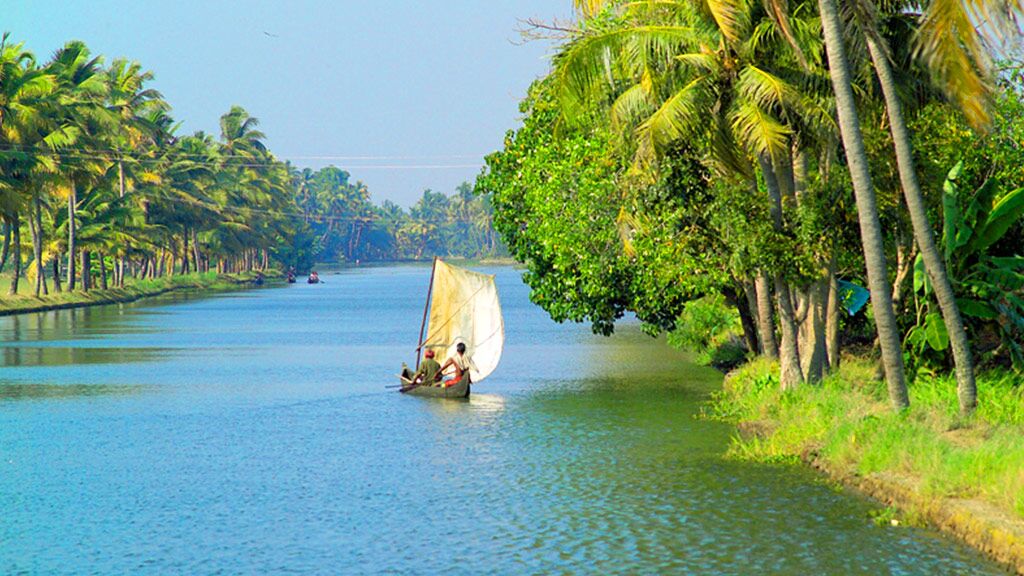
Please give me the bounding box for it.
[46,40,112,291]
[103,58,168,285]
[816,0,910,409]
[853,0,1021,414]
[0,35,55,295]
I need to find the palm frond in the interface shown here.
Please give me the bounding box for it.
[636,76,707,159]
[702,0,746,44]
[736,64,797,110]
[554,25,696,120]
[914,0,1023,127]
[730,100,791,160]
[611,80,656,129]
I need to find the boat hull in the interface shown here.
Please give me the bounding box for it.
[399,369,470,399]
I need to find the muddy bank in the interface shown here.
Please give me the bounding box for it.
[734,417,1024,574]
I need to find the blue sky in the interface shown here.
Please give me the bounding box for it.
[7,1,570,206]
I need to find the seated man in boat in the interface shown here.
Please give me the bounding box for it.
[413,349,442,386]
[439,342,476,387]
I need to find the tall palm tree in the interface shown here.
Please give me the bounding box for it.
[103,58,168,286]
[46,40,111,291]
[220,105,267,158]
[817,0,909,409]
[856,0,1021,414]
[0,35,54,295]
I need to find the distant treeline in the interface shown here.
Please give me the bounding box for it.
[0,35,502,298]
[294,167,507,267]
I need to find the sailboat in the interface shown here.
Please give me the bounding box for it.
[399,258,504,399]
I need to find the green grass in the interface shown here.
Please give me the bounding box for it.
[667,295,750,370]
[0,270,264,315]
[710,357,1024,519]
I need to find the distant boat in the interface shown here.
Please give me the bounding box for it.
[399,258,504,399]
[308,273,320,284]
[287,273,296,284]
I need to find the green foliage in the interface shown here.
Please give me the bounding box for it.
[477,79,740,335]
[667,294,747,368]
[296,168,503,265]
[476,82,631,334]
[908,164,1024,369]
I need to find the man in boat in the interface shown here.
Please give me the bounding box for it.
[439,342,476,387]
[412,349,442,386]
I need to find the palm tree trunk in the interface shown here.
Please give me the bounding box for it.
[730,283,760,354]
[32,193,47,297]
[353,223,364,260]
[118,159,128,287]
[760,155,804,389]
[192,230,201,274]
[755,272,778,358]
[0,219,10,273]
[67,180,77,291]
[826,259,840,369]
[865,33,976,414]
[52,257,62,293]
[99,253,108,290]
[792,147,828,382]
[80,250,91,292]
[799,275,829,382]
[743,280,763,353]
[28,202,41,297]
[181,233,190,275]
[818,0,909,410]
[8,213,20,295]
[891,226,914,315]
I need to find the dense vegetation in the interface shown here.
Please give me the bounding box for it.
[476,1,1024,415]
[0,35,504,299]
[295,171,505,264]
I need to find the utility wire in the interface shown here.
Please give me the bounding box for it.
[0,144,488,168]
[136,191,492,226]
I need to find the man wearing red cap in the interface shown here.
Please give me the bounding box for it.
[413,349,442,386]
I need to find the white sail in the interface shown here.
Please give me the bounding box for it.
[422,259,504,383]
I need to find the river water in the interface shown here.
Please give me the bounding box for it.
[0,265,1005,574]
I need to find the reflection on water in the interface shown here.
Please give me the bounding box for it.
[0,346,168,367]
[0,303,155,342]
[0,383,143,401]
[0,266,1007,574]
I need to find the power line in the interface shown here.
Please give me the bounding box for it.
[0,144,488,168]
[141,191,492,227]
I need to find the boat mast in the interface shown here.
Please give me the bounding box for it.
[415,257,438,370]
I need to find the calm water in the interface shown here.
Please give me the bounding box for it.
[0,266,1005,574]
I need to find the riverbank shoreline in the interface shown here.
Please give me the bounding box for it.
[313,257,519,270]
[0,271,266,317]
[710,358,1024,574]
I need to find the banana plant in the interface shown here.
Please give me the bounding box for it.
[908,161,1024,368]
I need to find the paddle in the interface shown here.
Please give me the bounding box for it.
[386,373,418,389]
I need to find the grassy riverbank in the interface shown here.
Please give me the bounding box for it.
[708,357,1024,572]
[0,271,266,316]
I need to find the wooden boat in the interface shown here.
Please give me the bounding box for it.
[398,368,470,399]
[398,258,504,399]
